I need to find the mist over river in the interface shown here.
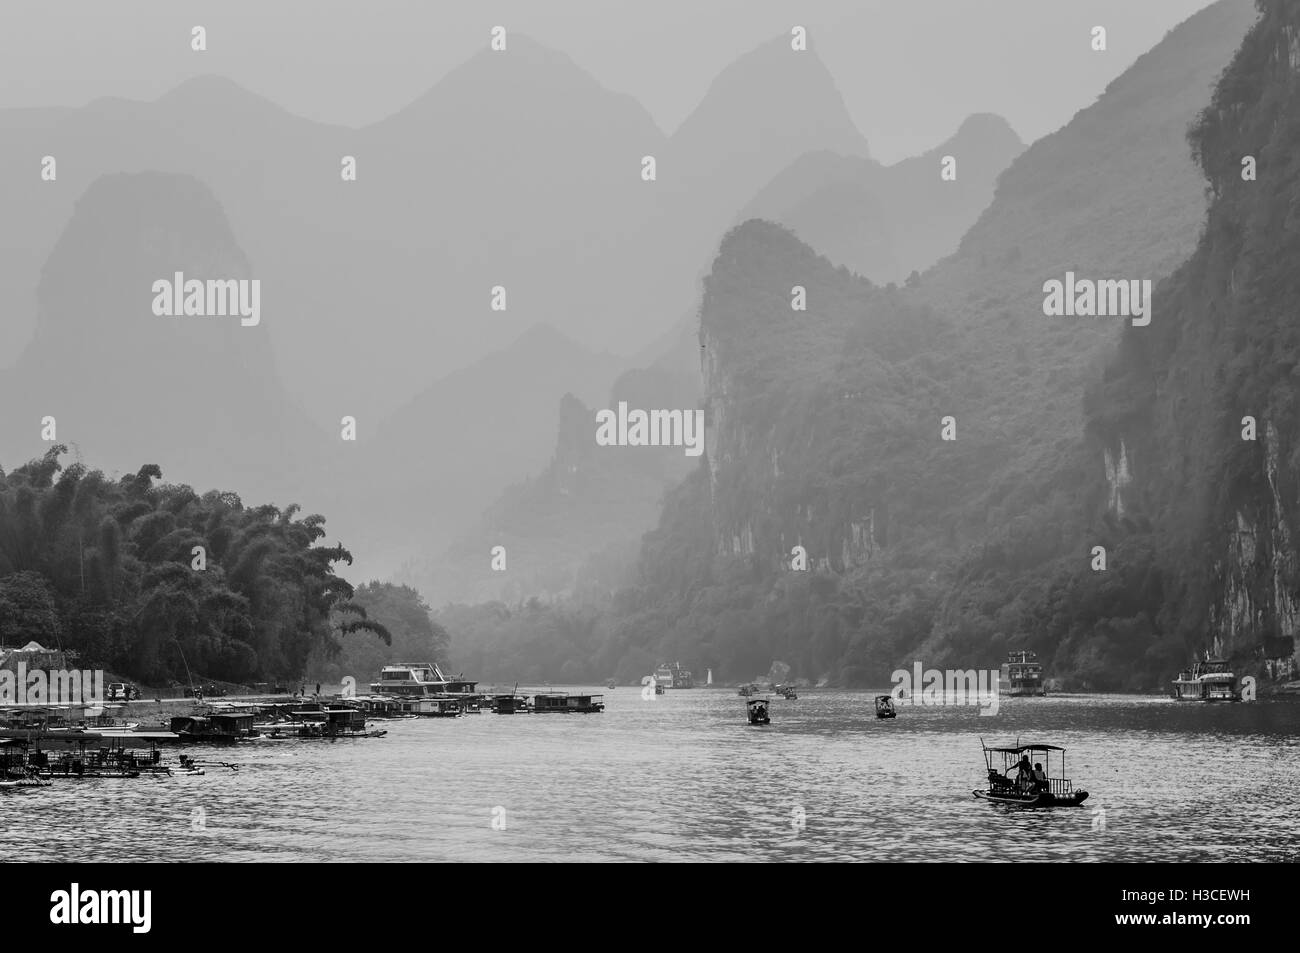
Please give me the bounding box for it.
[8,690,1298,862]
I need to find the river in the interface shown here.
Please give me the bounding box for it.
[9,689,1299,862]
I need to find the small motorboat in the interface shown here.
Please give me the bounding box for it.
[875,695,897,719]
[746,698,771,725]
[776,685,798,700]
[972,741,1089,807]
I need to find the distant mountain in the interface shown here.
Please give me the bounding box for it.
[667,35,869,223]
[0,34,882,585]
[0,33,875,424]
[0,172,324,501]
[399,359,699,605]
[328,322,624,582]
[741,114,1025,284]
[428,0,1267,688]
[0,77,348,408]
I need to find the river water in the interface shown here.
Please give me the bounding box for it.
[8,690,1299,862]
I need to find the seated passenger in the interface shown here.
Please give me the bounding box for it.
[1032,762,1048,792]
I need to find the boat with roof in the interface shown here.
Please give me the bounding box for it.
[369,662,480,715]
[973,740,1089,807]
[1171,653,1239,701]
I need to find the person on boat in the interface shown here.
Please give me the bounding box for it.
[1032,762,1048,792]
[1014,755,1034,791]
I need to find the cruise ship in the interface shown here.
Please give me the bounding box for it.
[653,661,694,689]
[369,662,480,715]
[1171,655,1239,701]
[999,651,1047,697]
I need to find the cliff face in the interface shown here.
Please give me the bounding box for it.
[699,220,944,576]
[1086,0,1300,678]
[670,1,1294,689]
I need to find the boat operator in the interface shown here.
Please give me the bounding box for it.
[1014,755,1034,791]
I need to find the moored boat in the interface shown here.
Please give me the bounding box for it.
[490,693,530,714]
[370,662,482,710]
[530,692,605,714]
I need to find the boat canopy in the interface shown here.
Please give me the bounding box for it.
[985,743,1065,753]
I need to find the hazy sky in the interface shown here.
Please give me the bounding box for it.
[1,0,1220,162]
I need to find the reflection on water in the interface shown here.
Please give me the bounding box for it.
[7,691,1299,862]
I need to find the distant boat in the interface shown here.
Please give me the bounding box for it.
[653,661,695,689]
[1172,654,1239,701]
[746,698,770,725]
[1000,651,1047,697]
[606,679,617,690]
[875,695,896,719]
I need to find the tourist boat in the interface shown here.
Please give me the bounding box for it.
[875,695,896,719]
[530,693,605,714]
[746,698,771,725]
[775,685,798,700]
[653,662,694,689]
[738,684,759,697]
[370,662,481,709]
[1171,654,1239,701]
[1000,651,1047,696]
[606,679,617,690]
[972,742,1089,807]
